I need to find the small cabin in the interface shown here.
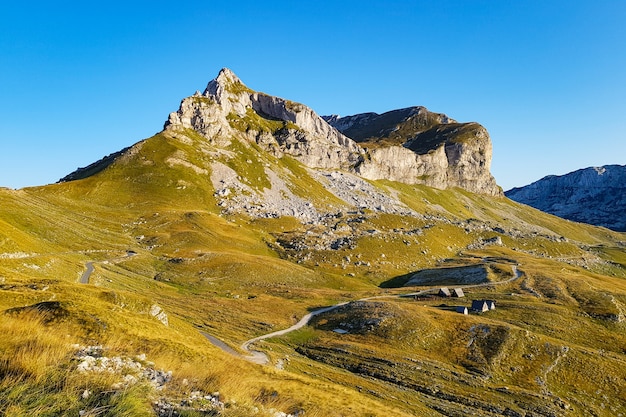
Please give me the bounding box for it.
[471,300,496,312]
[438,287,451,297]
[451,288,465,298]
[455,306,468,315]
[471,300,489,313]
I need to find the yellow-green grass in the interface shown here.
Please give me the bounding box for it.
[278,275,626,416]
[0,313,155,416]
[0,297,430,417]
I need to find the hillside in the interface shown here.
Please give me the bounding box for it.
[1,69,625,416]
[506,164,626,232]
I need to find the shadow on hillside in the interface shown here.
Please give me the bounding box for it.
[59,147,129,182]
[379,272,415,289]
[4,301,70,323]
[305,304,341,313]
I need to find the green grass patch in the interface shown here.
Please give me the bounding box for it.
[225,80,254,95]
[227,108,299,134]
[190,96,215,105]
[224,138,271,190]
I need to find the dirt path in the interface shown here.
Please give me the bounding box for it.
[202,265,523,365]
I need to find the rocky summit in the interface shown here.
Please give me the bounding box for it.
[164,68,363,171]
[506,164,626,232]
[160,68,500,196]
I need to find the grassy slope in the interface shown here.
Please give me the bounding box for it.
[1,127,625,416]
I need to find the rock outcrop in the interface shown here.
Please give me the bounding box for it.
[164,68,363,170]
[506,165,626,232]
[325,109,501,195]
[163,68,501,195]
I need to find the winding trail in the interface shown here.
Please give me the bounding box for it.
[80,262,95,284]
[239,303,350,364]
[202,265,523,365]
[78,251,137,284]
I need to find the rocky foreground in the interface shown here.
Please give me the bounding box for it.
[73,345,297,417]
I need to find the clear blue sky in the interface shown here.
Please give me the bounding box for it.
[1,1,624,191]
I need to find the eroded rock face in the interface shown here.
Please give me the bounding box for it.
[443,124,499,195]
[165,68,363,170]
[164,68,501,195]
[327,112,501,196]
[355,145,448,187]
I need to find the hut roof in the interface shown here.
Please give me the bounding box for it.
[438,287,451,297]
[471,300,489,312]
[452,288,465,298]
[455,306,468,314]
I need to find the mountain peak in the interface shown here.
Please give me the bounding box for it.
[217,67,239,81]
[203,68,251,103]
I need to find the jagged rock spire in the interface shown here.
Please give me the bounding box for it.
[203,68,248,103]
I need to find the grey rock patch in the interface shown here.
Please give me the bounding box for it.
[149,304,169,326]
[309,169,420,217]
[73,345,172,391]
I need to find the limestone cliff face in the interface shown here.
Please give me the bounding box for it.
[326,110,501,196]
[355,145,448,188]
[164,68,501,195]
[506,165,626,231]
[441,123,499,196]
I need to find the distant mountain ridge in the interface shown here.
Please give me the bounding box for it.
[505,164,626,232]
